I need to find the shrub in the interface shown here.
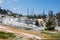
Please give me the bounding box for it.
[45,19,55,30]
[35,20,39,26]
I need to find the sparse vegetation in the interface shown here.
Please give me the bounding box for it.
[0,31,16,39]
[41,31,60,40]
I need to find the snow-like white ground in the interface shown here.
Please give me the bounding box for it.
[55,27,60,31]
[0,16,45,31]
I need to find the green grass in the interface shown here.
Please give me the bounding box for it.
[0,31,16,39]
